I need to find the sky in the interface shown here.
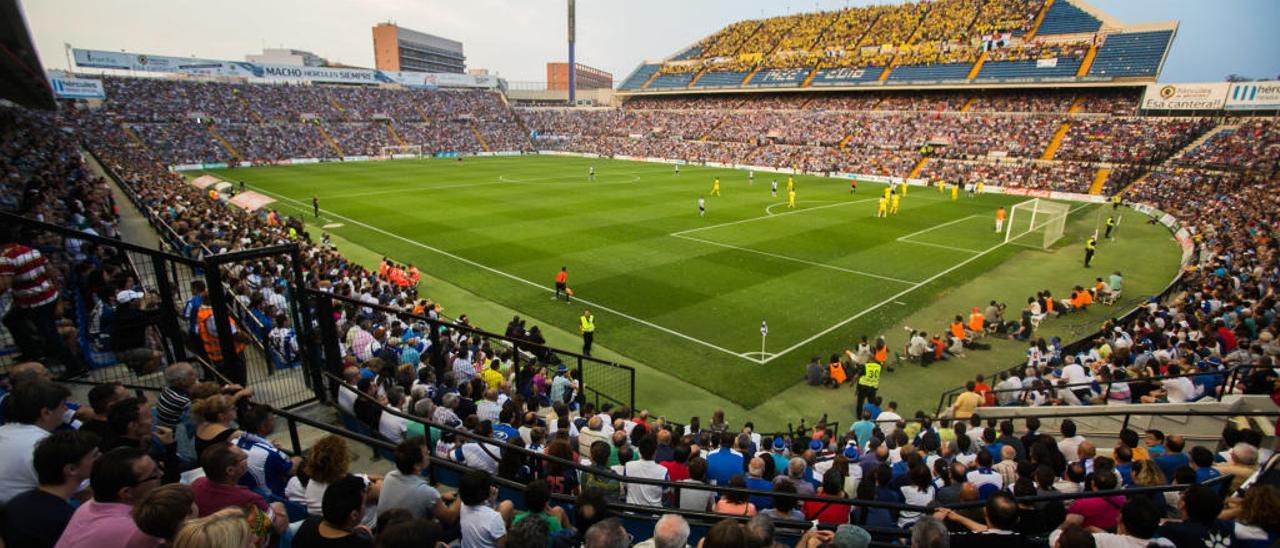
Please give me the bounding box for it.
[22,0,1280,84]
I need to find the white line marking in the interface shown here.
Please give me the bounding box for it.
[764,200,842,216]
[245,184,751,360]
[671,198,879,237]
[672,233,918,285]
[757,203,1093,363]
[896,239,984,254]
[895,214,981,242]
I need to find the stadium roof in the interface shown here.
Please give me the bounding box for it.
[0,0,54,109]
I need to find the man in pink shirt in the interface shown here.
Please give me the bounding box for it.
[56,447,163,548]
[189,442,288,534]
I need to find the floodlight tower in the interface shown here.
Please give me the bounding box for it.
[567,0,575,104]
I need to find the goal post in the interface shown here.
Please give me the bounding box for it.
[1004,198,1070,249]
[381,145,423,158]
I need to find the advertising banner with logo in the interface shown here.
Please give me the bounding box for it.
[1141,83,1228,110]
[49,77,105,99]
[1225,80,1280,110]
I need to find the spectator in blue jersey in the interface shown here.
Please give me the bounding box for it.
[1155,435,1189,480]
[268,314,301,368]
[706,432,746,486]
[1189,446,1223,484]
[235,404,300,499]
[182,280,207,350]
[744,457,774,511]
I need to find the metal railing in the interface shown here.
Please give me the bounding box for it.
[308,290,636,412]
[933,267,1189,416]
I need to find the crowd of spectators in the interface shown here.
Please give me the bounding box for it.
[1056,118,1214,165]
[984,40,1091,63]
[622,89,1141,115]
[1177,120,1280,178]
[4,69,1280,546]
[89,77,529,165]
[664,0,1056,74]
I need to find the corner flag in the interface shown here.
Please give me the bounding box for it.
[761,320,768,337]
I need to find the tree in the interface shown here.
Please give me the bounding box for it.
[1225,74,1254,83]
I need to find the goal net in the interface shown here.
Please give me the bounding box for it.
[1004,198,1070,249]
[381,145,422,158]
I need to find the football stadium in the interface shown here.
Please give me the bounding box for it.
[1,0,1279,545]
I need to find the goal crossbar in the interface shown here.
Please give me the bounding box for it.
[381,145,423,158]
[1004,198,1069,249]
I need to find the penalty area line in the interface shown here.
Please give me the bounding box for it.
[243,183,752,362]
[758,203,1093,364]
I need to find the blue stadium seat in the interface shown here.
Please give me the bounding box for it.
[693,71,750,88]
[747,68,810,87]
[977,58,1082,79]
[1088,31,1174,77]
[886,63,973,82]
[647,73,696,89]
[1035,1,1102,35]
[618,64,661,90]
[810,67,885,86]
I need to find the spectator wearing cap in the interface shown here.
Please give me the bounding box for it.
[767,437,790,474]
[110,289,164,375]
[549,364,575,406]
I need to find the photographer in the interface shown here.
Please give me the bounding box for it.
[111,289,165,375]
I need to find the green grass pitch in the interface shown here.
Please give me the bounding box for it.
[207,155,1131,409]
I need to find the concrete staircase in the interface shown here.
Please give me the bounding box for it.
[908,157,930,179]
[315,123,345,157]
[1041,122,1072,160]
[207,125,243,162]
[1075,43,1100,76]
[1024,0,1056,41]
[1168,123,1235,163]
[1088,167,1111,195]
[470,121,491,152]
[386,122,407,146]
[965,51,988,80]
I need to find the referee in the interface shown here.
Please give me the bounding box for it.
[580,309,595,357]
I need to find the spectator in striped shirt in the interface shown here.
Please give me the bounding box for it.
[155,362,198,429]
[0,227,78,372]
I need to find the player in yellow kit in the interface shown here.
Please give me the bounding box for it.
[899,181,907,197]
[786,176,795,193]
[787,188,797,208]
[883,186,891,201]
[711,177,721,196]
[950,183,959,201]
[890,191,901,214]
[876,196,888,218]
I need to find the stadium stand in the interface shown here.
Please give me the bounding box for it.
[618,63,661,90]
[1087,31,1175,78]
[1033,0,1102,35]
[619,0,1173,94]
[4,0,1280,546]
